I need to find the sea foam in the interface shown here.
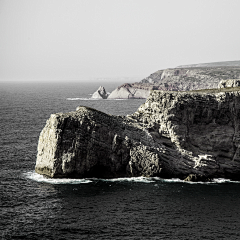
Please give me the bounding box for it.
[24,171,92,184]
[24,171,240,185]
[66,97,127,101]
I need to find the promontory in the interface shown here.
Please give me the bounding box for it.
[35,86,240,181]
[92,60,240,99]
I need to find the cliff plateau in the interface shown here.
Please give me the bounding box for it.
[36,87,240,181]
[106,63,240,99]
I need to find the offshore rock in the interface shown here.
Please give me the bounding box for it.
[91,86,109,99]
[36,87,240,180]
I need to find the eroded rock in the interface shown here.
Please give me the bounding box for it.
[36,87,240,181]
[91,86,109,99]
[218,79,240,88]
[108,83,150,99]
[108,66,240,99]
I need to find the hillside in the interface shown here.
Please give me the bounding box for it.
[104,60,240,98]
[133,66,240,92]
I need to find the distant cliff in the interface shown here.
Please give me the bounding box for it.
[90,61,240,99]
[104,66,240,99]
[36,87,240,181]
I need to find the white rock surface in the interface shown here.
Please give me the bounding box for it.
[91,86,109,99]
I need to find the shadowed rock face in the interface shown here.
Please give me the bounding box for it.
[35,87,240,181]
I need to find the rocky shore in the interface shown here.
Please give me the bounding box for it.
[35,86,240,181]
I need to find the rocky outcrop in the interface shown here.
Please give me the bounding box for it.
[107,66,240,99]
[36,87,240,181]
[35,106,163,178]
[91,86,109,99]
[218,79,240,88]
[107,83,150,99]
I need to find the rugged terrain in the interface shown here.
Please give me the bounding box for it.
[98,60,240,99]
[36,86,240,181]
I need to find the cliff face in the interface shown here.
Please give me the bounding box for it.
[35,87,240,180]
[132,88,240,179]
[35,106,163,178]
[107,83,150,99]
[137,66,240,91]
[107,66,240,99]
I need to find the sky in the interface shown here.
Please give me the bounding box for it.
[1,0,240,82]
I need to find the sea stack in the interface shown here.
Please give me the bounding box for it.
[91,86,109,99]
[35,87,240,181]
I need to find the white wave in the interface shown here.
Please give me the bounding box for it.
[23,171,240,185]
[212,178,240,184]
[66,97,98,101]
[66,97,128,101]
[24,171,92,184]
[96,176,155,183]
[157,177,240,184]
[106,99,128,101]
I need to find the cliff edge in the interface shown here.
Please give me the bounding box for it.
[35,87,240,181]
[106,62,240,99]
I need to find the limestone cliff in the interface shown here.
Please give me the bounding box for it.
[108,83,150,99]
[35,106,163,178]
[107,65,240,99]
[35,87,240,181]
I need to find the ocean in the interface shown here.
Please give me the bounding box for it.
[1,81,240,240]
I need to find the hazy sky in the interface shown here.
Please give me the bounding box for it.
[1,0,240,82]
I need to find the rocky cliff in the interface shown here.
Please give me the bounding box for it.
[106,65,240,99]
[36,87,240,181]
[133,66,240,92]
[107,83,150,99]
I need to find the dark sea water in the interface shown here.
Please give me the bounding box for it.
[1,81,240,240]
